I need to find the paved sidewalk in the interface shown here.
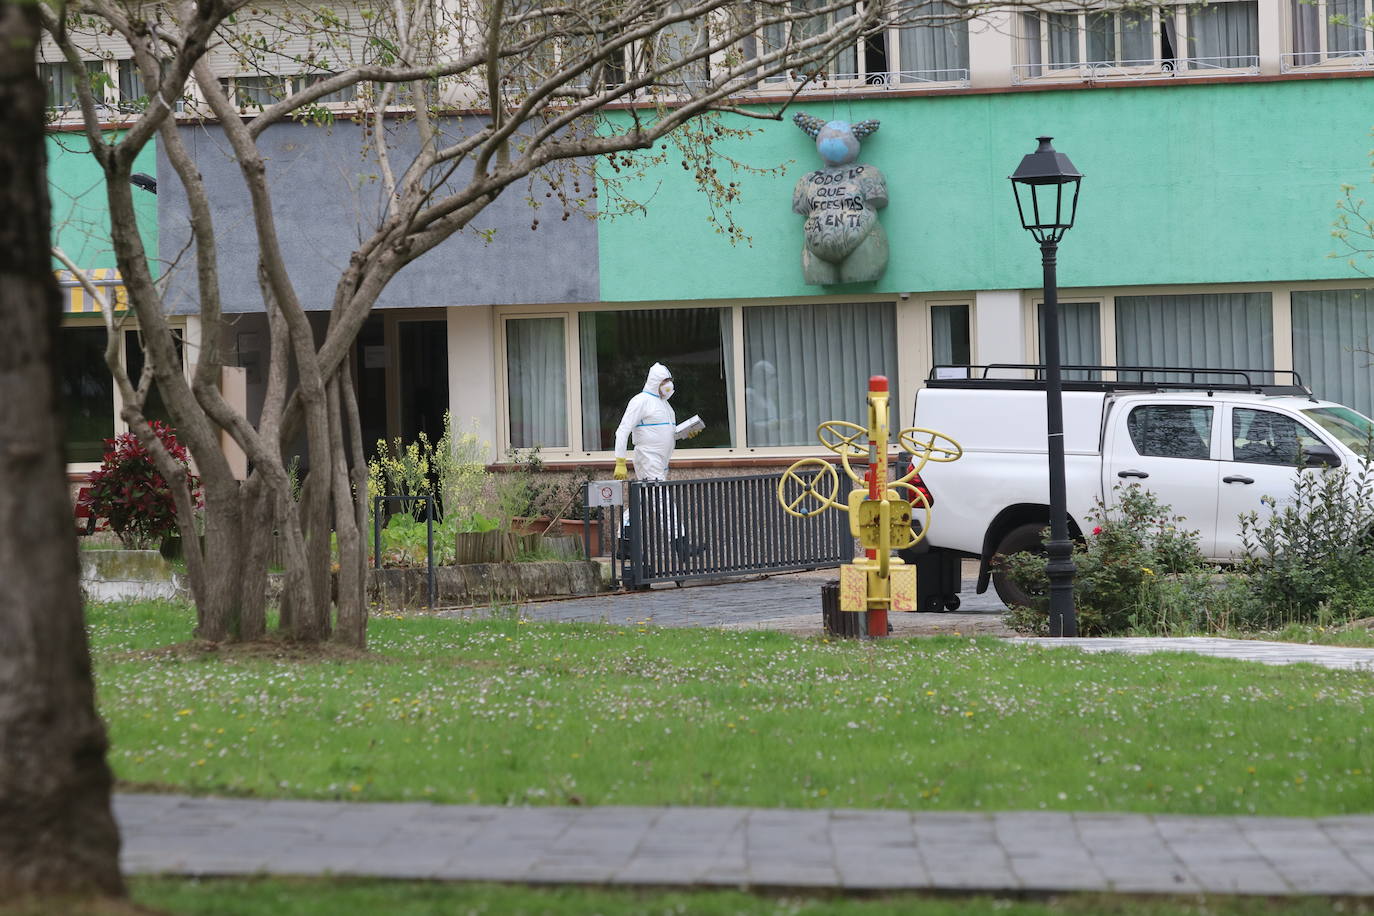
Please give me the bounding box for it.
[1013,636,1374,672]
[485,566,1013,636]
[116,793,1374,895]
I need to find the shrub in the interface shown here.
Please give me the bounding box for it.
[1232,459,1374,626]
[1002,484,1220,636]
[81,421,201,549]
[368,412,495,528]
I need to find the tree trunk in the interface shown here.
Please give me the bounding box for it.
[237,475,271,641]
[0,0,124,896]
[194,478,246,641]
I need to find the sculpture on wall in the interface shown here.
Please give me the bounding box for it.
[792,113,888,285]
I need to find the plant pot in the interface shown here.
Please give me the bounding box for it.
[511,516,555,535]
[158,534,202,561]
[454,529,515,565]
[556,518,604,557]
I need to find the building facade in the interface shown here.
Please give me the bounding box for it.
[50,0,1374,475]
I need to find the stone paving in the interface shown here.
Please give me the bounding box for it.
[116,793,1374,895]
[1013,636,1374,672]
[459,564,1016,637]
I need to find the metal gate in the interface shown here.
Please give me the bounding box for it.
[616,470,851,588]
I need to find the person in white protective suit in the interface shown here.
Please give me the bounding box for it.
[612,362,705,562]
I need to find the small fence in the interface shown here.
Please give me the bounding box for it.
[611,470,852,589]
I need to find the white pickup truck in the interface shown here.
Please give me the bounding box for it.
[910,366,1374,607]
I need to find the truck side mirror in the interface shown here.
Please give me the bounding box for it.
[1303,443,1341,468]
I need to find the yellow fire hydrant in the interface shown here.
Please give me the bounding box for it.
[776,375,962,638]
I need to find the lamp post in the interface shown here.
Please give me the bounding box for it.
[1010,136,1082,638]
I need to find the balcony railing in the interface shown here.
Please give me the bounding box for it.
[1012,55,1260,84]
[1281,50,1374,73]
[766,68,974,90]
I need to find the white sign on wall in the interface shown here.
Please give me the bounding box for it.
[587,480,624,507]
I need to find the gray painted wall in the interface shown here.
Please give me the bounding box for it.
[158,117,599,313]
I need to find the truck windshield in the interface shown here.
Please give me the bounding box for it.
[1301,406,1374,457]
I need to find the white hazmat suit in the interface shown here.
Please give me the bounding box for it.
[614,362,686,481]
[612,363,705,563]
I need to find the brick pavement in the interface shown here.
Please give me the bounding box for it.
[116,793,1374,895]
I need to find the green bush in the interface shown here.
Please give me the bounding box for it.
[1231,459,1374,626]
[81,421,201,549]
[1002,484,1221,636]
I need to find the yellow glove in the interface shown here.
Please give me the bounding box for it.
[687,429,701,439]
[613,457,628,480]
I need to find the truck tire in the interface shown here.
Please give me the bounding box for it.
[990,522,1048,609]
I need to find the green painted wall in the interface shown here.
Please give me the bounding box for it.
[47,131,157,272]
[599,78,1374,301]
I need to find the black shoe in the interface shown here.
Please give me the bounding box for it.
[672,536,707,562]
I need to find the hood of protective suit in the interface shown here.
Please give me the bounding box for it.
[642,363,672,396]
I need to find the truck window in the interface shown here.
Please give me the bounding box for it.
[1232,409,1322,466]
[1126,405,1213,460]
[1301,406,1374,458]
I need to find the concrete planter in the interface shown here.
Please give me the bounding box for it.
[80,550,188,602]
[367,560,603,609]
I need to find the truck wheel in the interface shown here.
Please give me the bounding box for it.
[990,523,1048,609]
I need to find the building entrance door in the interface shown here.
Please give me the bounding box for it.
[353,314,449,459]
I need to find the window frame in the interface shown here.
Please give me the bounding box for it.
[494,297,904,461]
[60,314,191,473]
[757,1,971,90]
[497,311,577,453]
[1283,0,1374,70]
[1015,1,1260,84]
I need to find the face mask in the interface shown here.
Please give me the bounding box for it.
[660,380,674,400]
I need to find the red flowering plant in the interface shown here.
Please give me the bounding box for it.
[80,421,202,548]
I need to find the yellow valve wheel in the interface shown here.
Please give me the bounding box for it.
[816,421,870,459]
[887,482,933,546]
[896,427,963,478]
[778,458,842,518]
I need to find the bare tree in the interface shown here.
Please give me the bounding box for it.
[0,0,124,898]
[38,0,1004,647]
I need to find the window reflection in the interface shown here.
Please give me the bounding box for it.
[1126,405,1213,459]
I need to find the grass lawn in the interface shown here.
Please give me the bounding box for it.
[4,881,1373,915]
[124,879,1374,915]
[91,600,1374,815]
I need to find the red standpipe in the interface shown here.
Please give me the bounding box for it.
[867,375,888,639]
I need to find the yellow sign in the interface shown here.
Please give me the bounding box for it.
[839,564,867,612]
[889,565,917,612]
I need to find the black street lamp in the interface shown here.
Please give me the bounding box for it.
[1010,136,1082,638]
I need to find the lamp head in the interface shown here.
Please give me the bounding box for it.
[1009,137,1081,244]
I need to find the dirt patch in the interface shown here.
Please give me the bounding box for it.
[112,636,383,664]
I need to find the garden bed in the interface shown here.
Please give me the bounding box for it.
[366,560,605,609]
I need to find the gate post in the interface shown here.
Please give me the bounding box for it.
[627,480,646,590]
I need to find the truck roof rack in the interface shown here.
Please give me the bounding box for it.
[926,364,1313,397]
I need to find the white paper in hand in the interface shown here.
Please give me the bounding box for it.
[676,415,705,437]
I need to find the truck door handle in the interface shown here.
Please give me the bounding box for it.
[1223,475,1255,485]
[1117,469,1149,479]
